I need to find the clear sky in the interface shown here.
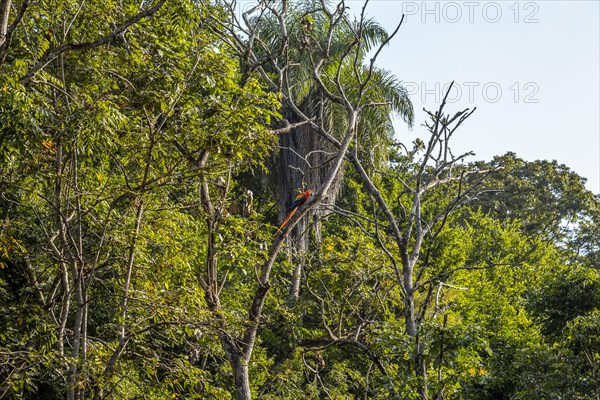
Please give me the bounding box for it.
[347,0,600,193]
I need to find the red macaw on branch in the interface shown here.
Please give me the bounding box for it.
[274,189,313,236]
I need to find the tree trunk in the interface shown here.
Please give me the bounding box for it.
[67,264,85,400]
[278,101,345,303]
[286,218,307,305]
[232,359,252,400]
[415,335,428,400]
[404,294,417,337]
[0,0,10,48]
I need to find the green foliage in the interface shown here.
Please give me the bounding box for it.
[1,1,599,399]
[472,152,596,242]
[1,0,279,397]
[527,266,600,337]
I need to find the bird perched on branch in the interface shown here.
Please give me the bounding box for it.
[274,189,313,236]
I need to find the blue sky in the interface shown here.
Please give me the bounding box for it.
[347,0,600,193]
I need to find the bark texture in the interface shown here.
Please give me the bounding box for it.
[278,101,344,302]
[0,0,10,48]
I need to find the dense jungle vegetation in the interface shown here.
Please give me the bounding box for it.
[1,1,599,399]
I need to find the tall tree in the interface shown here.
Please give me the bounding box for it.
[327,84,496,399]
[227,0,414,302]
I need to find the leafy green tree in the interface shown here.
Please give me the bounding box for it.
[0,0,280,398]
[471,152,596,243]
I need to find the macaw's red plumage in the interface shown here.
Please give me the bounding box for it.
[274,190,313,236]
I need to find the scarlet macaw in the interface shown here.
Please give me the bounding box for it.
[274,189,313,236]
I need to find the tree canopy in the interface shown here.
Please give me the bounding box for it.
[1,1,598,399]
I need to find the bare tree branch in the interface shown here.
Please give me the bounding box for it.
[0,0,12,48]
